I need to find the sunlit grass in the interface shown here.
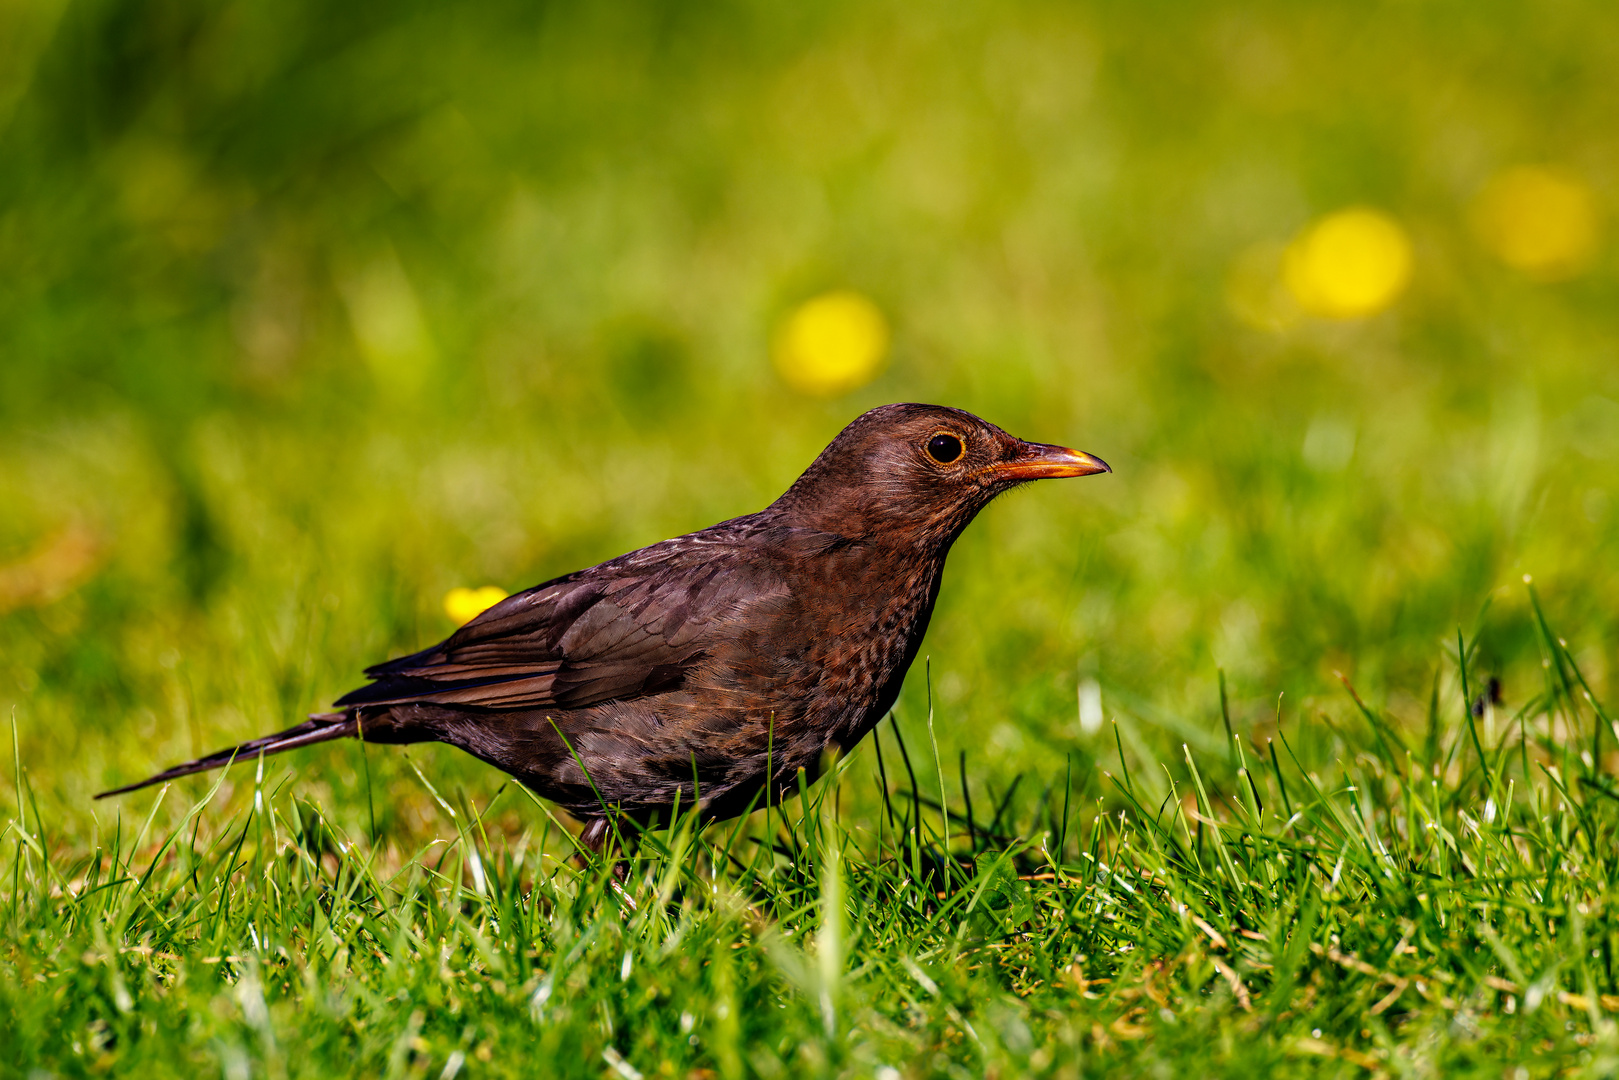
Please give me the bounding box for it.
[5,597,1617,1076]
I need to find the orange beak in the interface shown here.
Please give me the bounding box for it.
[990,441,1112,481]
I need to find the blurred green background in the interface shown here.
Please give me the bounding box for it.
[2,0,1616,831]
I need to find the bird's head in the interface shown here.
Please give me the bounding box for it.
[771,403,1110,548]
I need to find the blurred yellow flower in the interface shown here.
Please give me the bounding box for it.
[444,585,508,625]
[1470,165,1600,279]
[1283,208,1413,319]
[773,290,889,397]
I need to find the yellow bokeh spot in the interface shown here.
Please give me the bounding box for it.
[1283,208,1413,319]
[444,585,508,625]
[773,290,889,397]
[1470,165,1600,279]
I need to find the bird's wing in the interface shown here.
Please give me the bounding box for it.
[333,533,788,712]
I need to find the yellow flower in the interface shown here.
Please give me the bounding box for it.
[443,585,508,625]
[1470,166,1600,279]
[1283,208,1413,319]
[773,291,889,397]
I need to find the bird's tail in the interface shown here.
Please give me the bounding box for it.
[95,712,359,799]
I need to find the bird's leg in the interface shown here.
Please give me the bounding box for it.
[579,817,610,856]
[575,817,632,881]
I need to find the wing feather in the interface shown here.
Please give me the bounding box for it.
[334,534,791,713]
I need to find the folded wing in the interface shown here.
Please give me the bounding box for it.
[334,538,779,713]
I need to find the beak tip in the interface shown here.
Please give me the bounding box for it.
[1057,447,1111,478]
[995,443,1113,480]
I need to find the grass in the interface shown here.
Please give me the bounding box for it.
[5,592,1619,1077]
[3,0,1619,1075]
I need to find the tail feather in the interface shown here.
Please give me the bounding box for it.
[95,712,358,799]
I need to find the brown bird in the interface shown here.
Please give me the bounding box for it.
[98,404,1110,848]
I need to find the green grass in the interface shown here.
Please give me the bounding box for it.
[3,0,1619,1075]
[6,602,1619,1077]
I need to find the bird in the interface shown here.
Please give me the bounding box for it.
[98,404,1110,849]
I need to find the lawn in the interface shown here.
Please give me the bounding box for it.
[3,0,1618,1076]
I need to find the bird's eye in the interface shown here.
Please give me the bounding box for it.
[926,433,963,464]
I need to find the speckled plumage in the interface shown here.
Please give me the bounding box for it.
[99,404,1109,847]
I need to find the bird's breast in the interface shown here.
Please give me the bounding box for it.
[783,547,943,737]
[625,544,944,769]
